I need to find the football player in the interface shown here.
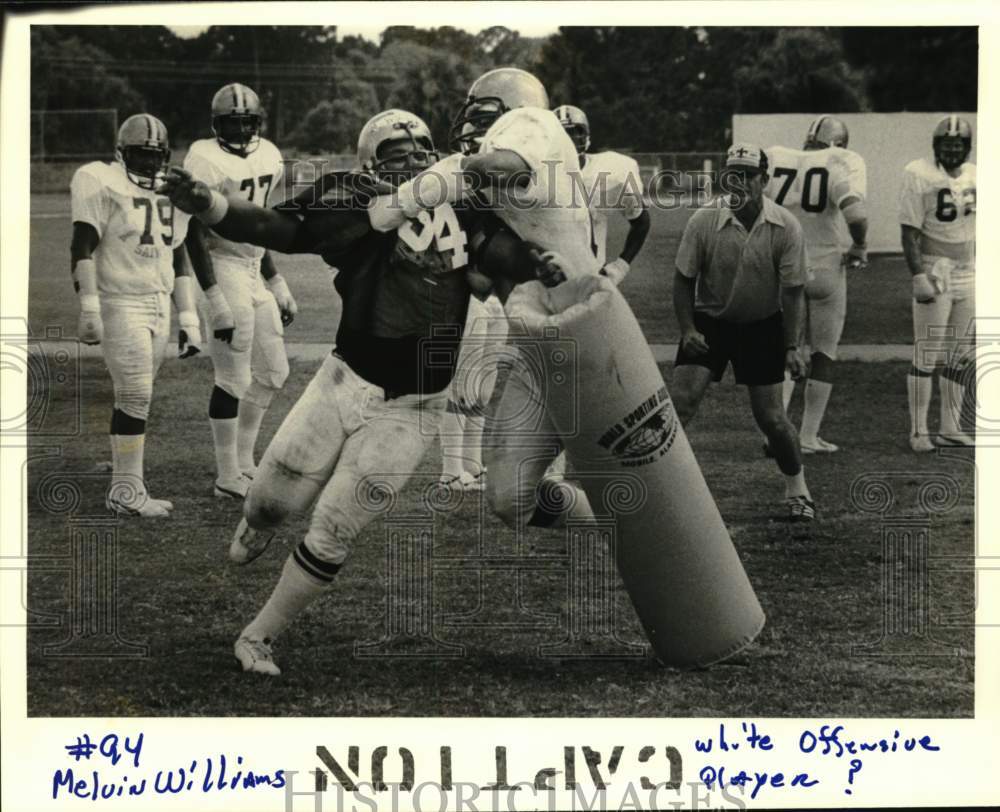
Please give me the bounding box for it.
[438,292,508,491]
[447,68,606,529]
[159,109,546,675]
[899,116,976,451]
[70,114,199,517]
[765,115,868,454]
[554,104,651,284]
[183,83,295,498]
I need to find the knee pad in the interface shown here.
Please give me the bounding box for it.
[114,379,153,421]
[245,489,293,530]
[243,379,282,411]
[213,344,253,400]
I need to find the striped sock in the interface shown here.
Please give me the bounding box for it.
[242,542,341,642]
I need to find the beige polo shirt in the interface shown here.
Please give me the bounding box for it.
[676,195,808,323]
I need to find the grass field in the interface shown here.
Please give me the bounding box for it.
[23,189,975,718]
[26,357,975,718]
[29,193,914,346]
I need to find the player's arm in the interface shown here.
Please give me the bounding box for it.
[184,217,236,345]
[902,224,936,302]
[260,251,297,326]
[69,222,103,346]
[171,244,202,359]
[841,196,868,269]
[159,167,303,251]
[898,168,937,303]
[367,152,471,233]
[69,167,107,345]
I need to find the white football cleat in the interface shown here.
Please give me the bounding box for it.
[438,474,465,491]
[234,635,281,676]
[909,433,935,453]
[937,432,974,448]
[107,492,173,518]
[800,437,839,455]
[229,517,275,564]
[214,474,251,499]
[460,470,486,492]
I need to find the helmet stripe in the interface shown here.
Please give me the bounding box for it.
[809,115,826,139]
[144,114,154,141]
[231,84,240,111]
[949,114,958,135]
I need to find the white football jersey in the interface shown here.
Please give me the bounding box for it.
[765,145,867,254]
[478,107,602,276]
[899,158,976,247]
[579,151,644,265]
[183,137,284,264]
[70,161,191,296]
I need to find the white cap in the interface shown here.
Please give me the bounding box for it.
[726,143,766,171]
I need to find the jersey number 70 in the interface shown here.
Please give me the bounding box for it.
[773,167,829,213]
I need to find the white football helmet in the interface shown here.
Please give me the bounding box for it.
[212,83,263,157]
[115,114,170,190]
[449,67,549,155]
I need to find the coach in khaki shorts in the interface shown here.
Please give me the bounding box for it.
[671,143,816,522]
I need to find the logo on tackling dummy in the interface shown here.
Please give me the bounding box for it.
[598,385,678,467]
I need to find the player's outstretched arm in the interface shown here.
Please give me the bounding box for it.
[70,222,103,346]
[159,167,301,252]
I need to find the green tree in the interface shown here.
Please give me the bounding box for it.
[380,40,489,148]
[841,27,977,111]
[732,28,868,114]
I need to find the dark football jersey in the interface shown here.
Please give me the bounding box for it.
[275,171,531,396]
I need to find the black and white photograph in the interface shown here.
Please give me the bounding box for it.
[2,2,998,810]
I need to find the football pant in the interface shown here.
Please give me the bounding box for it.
[804,257,847,360]
[911,256,976,373]
[244,353,447,565]
[101,293,170,420]
[203,259,289,400]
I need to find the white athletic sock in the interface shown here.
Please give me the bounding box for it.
[242,554,330,642]
[784,468,811,500]
[237,401,267,472]
[439,403,468,480]
[210,417,241,481]
[939,377,964,436]
[782,372,795,411]
[110,433,146,494]
[800,380,833,443]
[462,414,486,477]
[907,373,932,436]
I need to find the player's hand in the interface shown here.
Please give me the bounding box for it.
[599,257,630,285]
[204,284,236,344]
[786,347,807,381]
[680,328,709,357]
[77,298,103,346]
[529,248,570,288]
[912,272,938,304]
[266,273,298,327]
[177,310,202,359]
[157,167,213,215]
[844,243,868,271]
